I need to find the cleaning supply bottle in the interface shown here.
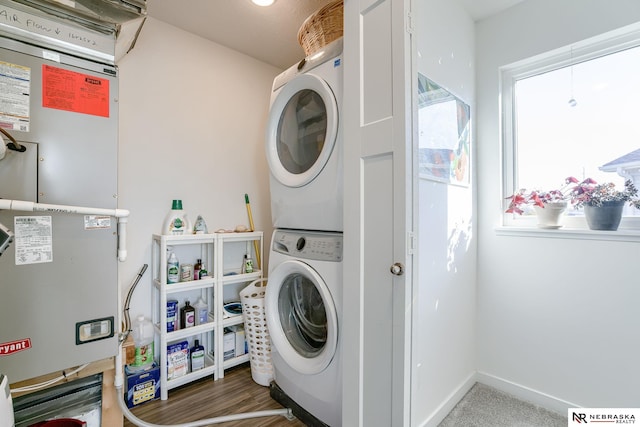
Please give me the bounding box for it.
[167,251,179,284]
[193,215,208,234]
[193,297,209,325]
[199,263,208,279]
[242,254,254,274]
[180,301,195,329]
[163,199,191,235]
[190,339,205,372]
[193,258,202,281]
[130,315,155,371]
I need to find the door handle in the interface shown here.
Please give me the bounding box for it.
[390,262,404,276]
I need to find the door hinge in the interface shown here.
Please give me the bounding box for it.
[406,11,415,35]
[407,231,416,255]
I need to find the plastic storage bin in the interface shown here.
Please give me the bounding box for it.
[239,278,273,386]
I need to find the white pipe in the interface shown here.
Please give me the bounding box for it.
[113,347,292,427]
[117,217,128,262]
[10,363,90,394]
[0,198,130,262]
[115,347,125,390]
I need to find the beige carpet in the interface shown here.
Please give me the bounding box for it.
[438,383,566,427]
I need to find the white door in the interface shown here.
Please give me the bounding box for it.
[342,0,414,426]
[265,74,339,188]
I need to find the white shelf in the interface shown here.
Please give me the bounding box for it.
[223,354,250,370]
[161,322,216,341]
[158,234,220,244]
[222,315,245,328]
[165,354,216,391]
[153,277,215,294]
[151,231,263,400]
[221,270,263,285]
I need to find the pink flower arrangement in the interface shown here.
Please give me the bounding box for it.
[570,178,640,209]
[506,177,640,215]
[505,176,579,215]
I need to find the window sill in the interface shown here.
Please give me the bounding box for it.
[495,226,640,242]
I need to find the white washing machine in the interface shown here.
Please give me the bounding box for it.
[265,229,342,427]
[265,38,343,232]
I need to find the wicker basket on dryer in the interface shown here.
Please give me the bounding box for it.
[297,0,344,56]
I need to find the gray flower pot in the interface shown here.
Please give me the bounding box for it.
[584,200,625,231]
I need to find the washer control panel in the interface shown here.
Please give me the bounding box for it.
[272,230,343,262]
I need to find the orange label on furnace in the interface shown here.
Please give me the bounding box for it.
[42,65,109,117]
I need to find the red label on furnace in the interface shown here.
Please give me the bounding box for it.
[0,338,32,356]
[42,64,110,117]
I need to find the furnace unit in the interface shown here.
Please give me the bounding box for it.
[0,0,146,383]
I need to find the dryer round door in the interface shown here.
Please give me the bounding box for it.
[265,259,338,375]
[265,74,339,188]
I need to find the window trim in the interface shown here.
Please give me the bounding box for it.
[499,23,640,237]
[495,224,640,243]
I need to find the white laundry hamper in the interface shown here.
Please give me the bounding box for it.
[240,278,274,386]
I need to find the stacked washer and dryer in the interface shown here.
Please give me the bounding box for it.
[263,37,344,427]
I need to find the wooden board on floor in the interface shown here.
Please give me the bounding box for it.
[123,363,306,427]
[10,357,122,427]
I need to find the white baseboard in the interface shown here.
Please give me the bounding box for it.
[417,372,476,427]
[415,371,580,426]
[476,371,580,415]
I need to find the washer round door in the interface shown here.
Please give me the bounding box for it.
[265,73,339,188]
[266,259,338,375]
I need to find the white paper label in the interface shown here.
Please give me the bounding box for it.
[0,60,31,132]
[84,215,111,229]
[14,216,53,265]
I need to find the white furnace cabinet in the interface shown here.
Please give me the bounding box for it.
[0,36,120,383]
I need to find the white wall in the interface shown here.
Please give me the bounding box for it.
[412,1,476,425]
[476,0,640,410]
[116,18,280,322]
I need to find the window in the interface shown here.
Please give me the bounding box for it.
[502,26,640,230]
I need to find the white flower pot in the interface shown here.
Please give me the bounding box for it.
[533,201,567,229]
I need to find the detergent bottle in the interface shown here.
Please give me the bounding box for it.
[163,199,191,235]
[190,339,205,372]
[193,297,209,326]
[130,315,155,371]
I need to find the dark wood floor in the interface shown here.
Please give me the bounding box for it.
[123,363,306,427]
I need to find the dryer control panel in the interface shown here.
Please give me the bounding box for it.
[272,230,342,262]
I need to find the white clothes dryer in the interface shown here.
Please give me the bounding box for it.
[266,229,342,427]
[265,38,343,232]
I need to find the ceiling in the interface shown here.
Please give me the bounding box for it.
[146,0,525,70]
